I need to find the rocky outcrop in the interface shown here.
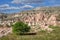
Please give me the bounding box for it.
[0,6,60,37]
[0,27,12,37]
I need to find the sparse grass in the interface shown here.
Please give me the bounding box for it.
[0,26,60,40]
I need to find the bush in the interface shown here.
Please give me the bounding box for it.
[12,21,30,35]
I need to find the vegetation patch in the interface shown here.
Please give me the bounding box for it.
[12,22,31,35]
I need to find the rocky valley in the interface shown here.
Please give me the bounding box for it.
[0,6,60,37]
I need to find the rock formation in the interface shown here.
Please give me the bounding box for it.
[0,6,60,37]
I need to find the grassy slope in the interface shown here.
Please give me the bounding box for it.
[0,26,60,40]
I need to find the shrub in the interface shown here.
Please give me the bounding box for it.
[12,21,30,35]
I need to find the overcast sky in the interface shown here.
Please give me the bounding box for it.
[0,0,60,13]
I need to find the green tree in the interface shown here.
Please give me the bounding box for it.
[12,21,30,35]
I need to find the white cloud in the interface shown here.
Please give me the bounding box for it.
[4,7,20,10]
[12,0,60,4]
[21,5,34,8]
[0,4,9,8]
[0,4,34,11]
[0,4,20,10]
[11,0,43,4]
[12,0,22,4]
[0,7,20,10]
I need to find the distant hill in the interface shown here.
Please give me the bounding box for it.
[0,6,60,20]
